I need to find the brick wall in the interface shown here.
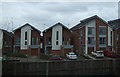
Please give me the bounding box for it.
[2,32,13,54]
[43,26,72,56]
[43,29,52,53]
[62,27,71,45]
[113,28,120,54]
[71,27,85,55]
[14,28,41,55]
[95,18,108,51]
[31,29,41,45]
[14,29,21,45]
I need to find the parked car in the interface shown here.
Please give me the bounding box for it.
[66,52,77,60]
[0,57,6,61]
[91,51,104,58]
[49,56,66,61]
[112,53,120,58]
[103,50,114,57]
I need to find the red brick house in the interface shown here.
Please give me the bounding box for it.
[13,23,41,56]
[0,29,13,55]
[71,15,112,55]
[108,19,120,54]
[43,22,73,56]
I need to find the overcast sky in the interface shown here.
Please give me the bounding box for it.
[1,2,119,32]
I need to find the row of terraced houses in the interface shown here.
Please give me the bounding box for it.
[0,15,120,56]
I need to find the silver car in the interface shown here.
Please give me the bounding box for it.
[91,51,104,58]
[66,52,77,60]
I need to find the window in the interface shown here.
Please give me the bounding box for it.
[88,27,94,35]
[46,37,51,45]
[25,41,27,45]
[117,31,119,41]
[88,27,94,46]
[32,37,34,45]
[81,30,83,44]
[36,37,39,45]
[56,41,58,45]
[110,31,112,45]
[56,31,59,40]
[99,26,106,35]
[16,36,20,45]
[99,26,106,47]
[62,37,64,45]
[99,37,106,45]
[88,37,94,45]
[25,32,27,40]
[67,38,69,45]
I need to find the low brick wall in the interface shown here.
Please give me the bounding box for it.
[2,59,120,76]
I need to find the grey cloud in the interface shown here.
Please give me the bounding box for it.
[1,2,118,32]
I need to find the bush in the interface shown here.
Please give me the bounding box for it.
[7,53,27,58]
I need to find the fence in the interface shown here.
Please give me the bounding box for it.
[2,59,120,76]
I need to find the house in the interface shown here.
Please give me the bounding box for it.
[0,29,13,55]
[13,23,41,56]
[70,15,113,55]
[43,22,73,56]
[108,19,120,54]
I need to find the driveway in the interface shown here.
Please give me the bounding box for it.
[77,55,87,60]
[88,54,116,60]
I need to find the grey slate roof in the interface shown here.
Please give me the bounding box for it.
[0,29,13,37]
[43,22,71,33]
[108,19,120,30]
[13,23,41,33]
[70,15,111,31]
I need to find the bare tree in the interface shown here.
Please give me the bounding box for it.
[2,17,14,32]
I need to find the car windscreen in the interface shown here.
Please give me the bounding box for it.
[97,52,103,53]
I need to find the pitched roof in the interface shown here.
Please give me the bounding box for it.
[0,29,13,37]
[108,19,120,30]
[70,15,111,31]
[43,22,71,33]
[13,23,41,33]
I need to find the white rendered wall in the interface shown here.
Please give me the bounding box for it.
[52,25,62,50]
[85,19,96,54]
[21,25,31,49]
[108,26,113,46]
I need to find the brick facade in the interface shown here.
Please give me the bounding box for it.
[43,23,73,56]
[14,29,21,52]
[71,15,109,55]
[95,18,108,51]
[13,23,41,56]
[113,28,120,54]
[2,30,13,55]
[71,27,85,55]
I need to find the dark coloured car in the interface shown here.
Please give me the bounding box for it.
[103,50,114,57]
[49,56,66,61]
[112,53,120,58]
